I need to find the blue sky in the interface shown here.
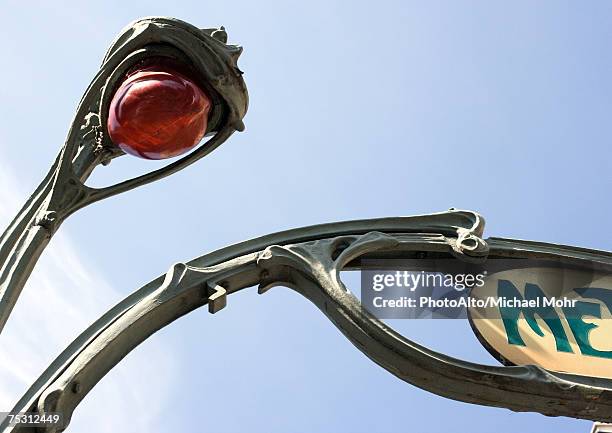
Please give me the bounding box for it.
[0,1,611,432]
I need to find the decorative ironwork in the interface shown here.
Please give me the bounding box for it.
[2,210,612,432]
[0,17,248,333]
[1,16,611,433]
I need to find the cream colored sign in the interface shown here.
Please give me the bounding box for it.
[469,267,612,379]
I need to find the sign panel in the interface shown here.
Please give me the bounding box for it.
[469,265,612,379]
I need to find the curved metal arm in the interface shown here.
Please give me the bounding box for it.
[0,17,248,334]
[4,210,612,433]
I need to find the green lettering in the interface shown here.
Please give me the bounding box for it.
[563,300,612,359]
[498,280,572,353]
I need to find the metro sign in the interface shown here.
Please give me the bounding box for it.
[469,265,612,379]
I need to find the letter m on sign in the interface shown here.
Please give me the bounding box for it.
[498,280,573,353]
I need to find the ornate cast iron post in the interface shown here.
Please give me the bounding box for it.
[0,17,248,333]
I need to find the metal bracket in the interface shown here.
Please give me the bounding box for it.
[206,282,227,314]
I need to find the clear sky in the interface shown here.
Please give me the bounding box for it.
[0,1,610,432]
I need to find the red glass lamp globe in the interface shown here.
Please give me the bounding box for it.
[107,62,212,159]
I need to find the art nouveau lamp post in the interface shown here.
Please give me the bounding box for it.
[0,17,248,333]
[1,16,612,433]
